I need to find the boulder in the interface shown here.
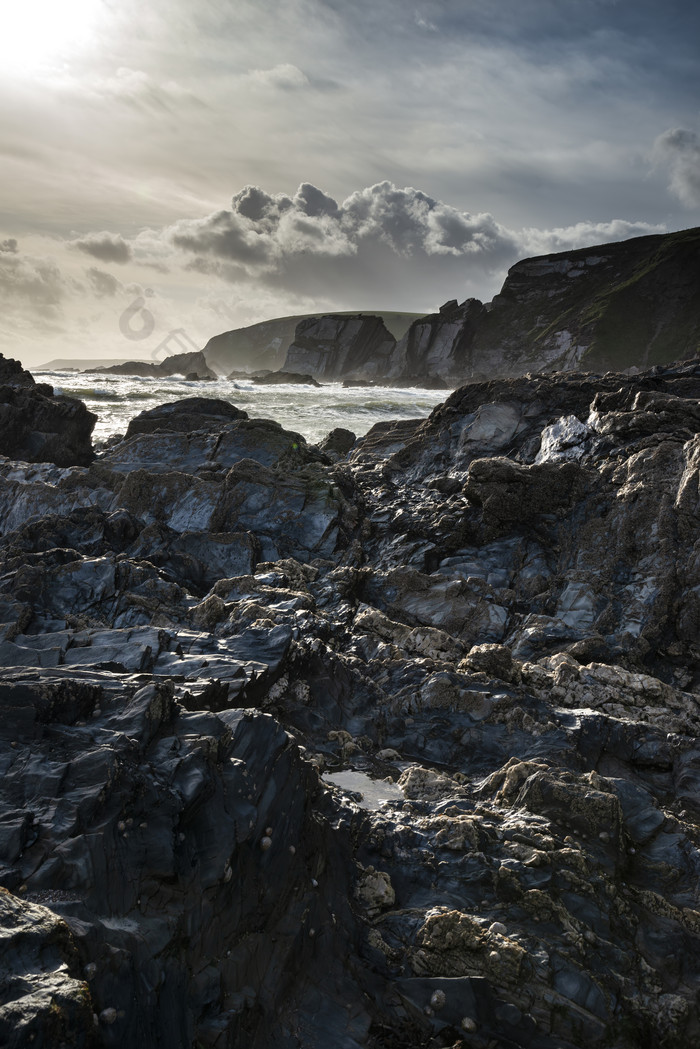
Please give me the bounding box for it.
[0,354,95,466]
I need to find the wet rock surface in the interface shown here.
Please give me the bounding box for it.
[2,358,700,1047]
[0,353,96,467]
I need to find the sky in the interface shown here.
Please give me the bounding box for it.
[1,0,699,367]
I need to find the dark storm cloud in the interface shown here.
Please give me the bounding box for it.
[654,128,700,208]
[72,232,132,265]
[0,238,18,253]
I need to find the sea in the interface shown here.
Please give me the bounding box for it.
[37,370,449,446]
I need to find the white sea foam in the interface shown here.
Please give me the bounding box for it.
[36,370,447,445]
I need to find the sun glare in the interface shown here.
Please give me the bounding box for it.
[0,0,104,72]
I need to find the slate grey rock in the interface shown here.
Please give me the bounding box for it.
[1,355,700,1049]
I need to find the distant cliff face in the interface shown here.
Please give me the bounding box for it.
[203,312,423,375]
[94,350,216,380]
[283,314,397,379]
[387,298,487,382]
[203,227,700,386]
[398,226,700,383]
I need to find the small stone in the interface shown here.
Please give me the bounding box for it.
[489,950,500,961]
[117,821,126,832]
[489,921,507,935]
[430,989,446,1011]
[100,1007,118,1025]
[265,826,273,835]
[178,832,186,842]
[84,963,97,980]
[598,831,610,843]
[288,845,296,855]
[260,836,273,850]
[462,1016,478,1033]
[223,866,233,882]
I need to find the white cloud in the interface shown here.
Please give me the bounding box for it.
[520,218,666,257]
[244,64,309,89]
[654,128,700,208]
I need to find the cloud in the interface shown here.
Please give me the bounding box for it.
[0,249,67,310]
[244,64,309,90]
[86,267,123,298]
[654,128,700,208]
[154,179,668,313]
[72,231,133,264]
[0,238,18,253]
[167,180,520,284]
[520,218,667,257]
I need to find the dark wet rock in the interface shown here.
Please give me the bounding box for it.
[0,353,96,467]
[0,887,97,1048]
[124,396,247,437]
[318,427,356,459]
[252,370,322,387]
[2,357,700,1048]
[94,349,216,380]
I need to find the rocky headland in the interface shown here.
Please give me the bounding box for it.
[92,350,216,382]
[2,350,700,1048]
[258,226,700,388]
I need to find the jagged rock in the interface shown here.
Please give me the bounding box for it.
[0,353,96,467]
[387,297,487,382]
[283,314,397,380]
[0,888,97,1048]
[2,357,700,1048]
[124,397,248,437]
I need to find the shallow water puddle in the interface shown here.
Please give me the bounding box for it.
[322,769,404,809]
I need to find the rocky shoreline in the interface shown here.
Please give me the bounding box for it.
[1,353,700,1048]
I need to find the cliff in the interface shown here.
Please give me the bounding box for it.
[396,225,700,383]
[240,226,700,386]
[283,314,397,380]
[203,312,423,374]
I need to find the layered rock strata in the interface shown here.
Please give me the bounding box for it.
[283,315,397,380]
[2,360,700,1047]
[272,226,700,385]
